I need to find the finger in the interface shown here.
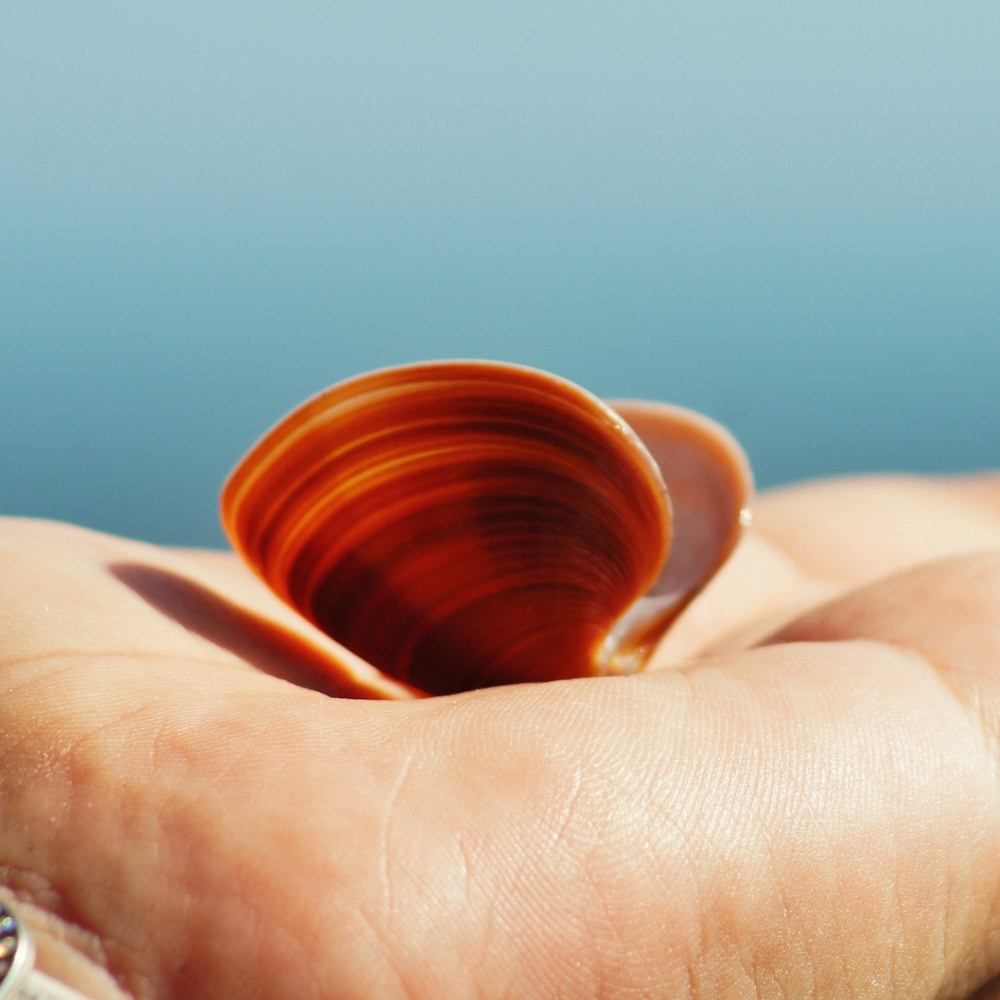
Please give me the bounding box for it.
[753,473,1000,585]
[764,549,1000,826]
[654,473,1000,665]
[648,530,839,666]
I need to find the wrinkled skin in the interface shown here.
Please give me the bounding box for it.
[1,474,999,1000]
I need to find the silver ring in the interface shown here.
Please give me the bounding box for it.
[0,899,90,1000]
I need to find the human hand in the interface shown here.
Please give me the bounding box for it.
[1,474,998,999]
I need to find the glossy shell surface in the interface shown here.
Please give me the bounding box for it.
[222,361,751,695]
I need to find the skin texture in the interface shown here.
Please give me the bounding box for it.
[1,473,999,999]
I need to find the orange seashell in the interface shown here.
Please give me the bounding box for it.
[221,361,751,695]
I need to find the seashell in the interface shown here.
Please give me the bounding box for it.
[221,361,751,696]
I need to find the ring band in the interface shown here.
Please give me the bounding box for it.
[0,899,90,1000]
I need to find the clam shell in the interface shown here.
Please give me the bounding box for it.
[221,361,750,695]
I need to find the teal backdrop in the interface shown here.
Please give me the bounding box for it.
[3,3,999,545]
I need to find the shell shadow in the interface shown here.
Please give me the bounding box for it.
[109,561,393,700]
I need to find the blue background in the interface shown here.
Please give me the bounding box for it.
[3,3,999,546]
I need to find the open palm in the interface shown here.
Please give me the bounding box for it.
[1,474,999,999]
